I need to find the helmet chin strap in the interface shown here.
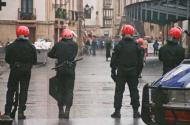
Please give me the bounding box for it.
[18,35,29,40]
[167,37,179,42]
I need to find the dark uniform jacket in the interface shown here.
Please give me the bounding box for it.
[5,38,37,69]
[159,40,185,74]
[48,39,78,64]
[110,37,141,75]
[48,39,78,79]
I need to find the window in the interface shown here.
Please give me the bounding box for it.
[103,8,113,27]
[21,0,33,13]
[104,0,112,6]
[103,8,113,19]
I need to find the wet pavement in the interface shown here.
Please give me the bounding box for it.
[0,50,162,125]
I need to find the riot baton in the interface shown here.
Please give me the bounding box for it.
[51,57,83,70]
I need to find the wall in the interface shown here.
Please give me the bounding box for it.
[0,0,19,21]
[36,24,54,42]
[35,0,46,21]
[144,22,161,39]
[182,20,189,49]
[0,24,16,43]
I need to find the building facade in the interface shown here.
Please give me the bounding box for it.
[124,0,189,41]
[124,0,190,55]
[54,0,79,41]
[0,0,80,44]
[0,0,55,43]
[113,0,127,35]
[82,0,114,37]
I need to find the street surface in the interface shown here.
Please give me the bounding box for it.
[0,50,162,125]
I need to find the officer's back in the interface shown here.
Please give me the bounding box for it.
[5,38,37,67]
[116,38,140,69]
[48,29,78,119]
[48,39,78,64]
[159,27,185,74]
[159,40,184,71]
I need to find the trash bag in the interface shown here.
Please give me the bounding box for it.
[49,76,60,101]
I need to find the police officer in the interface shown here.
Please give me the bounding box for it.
[4,26,37,119]
[48,29,78,119]
[159,27,185,75]
[110,24,141,118]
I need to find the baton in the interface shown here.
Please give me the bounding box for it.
[52,57,83,70]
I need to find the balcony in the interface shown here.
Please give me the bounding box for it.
[18,8,36,20]
[103,16,113,20]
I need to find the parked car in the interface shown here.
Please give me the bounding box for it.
[141,59,190,125]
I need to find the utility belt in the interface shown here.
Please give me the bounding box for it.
[52,58,83,72]
[55,61,75,72]
[11,62,32,72]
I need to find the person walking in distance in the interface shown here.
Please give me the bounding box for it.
[105,37,112,61]
[48,29,78,119]
[153,39,159,56]
[110,24,142,118]
[4,26,37,120]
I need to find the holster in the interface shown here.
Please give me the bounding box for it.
[12,62,32,72]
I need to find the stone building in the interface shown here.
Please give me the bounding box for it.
[0,0,80,44]
[0,0,54,43]
[83,0,114,37]
[54,0,79,41]
[124,0,190,55]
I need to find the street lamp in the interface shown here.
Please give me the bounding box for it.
[84,4,94,19]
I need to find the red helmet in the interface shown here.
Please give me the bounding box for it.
[169,27,181,40]
[136,38,144,44]
[16,26,29,37]
[61,29,73,39]
[121,24,135,35]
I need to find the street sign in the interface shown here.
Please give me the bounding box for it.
[0,0,6,10]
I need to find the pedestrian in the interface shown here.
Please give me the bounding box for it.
[136,38,145,78]
[48,29,78,119]
[91,35,97,56]
[86,38,92,55]
[105,37,112,61]
[110,24,141,119]
[159,27,185,75]
[153,40,159,56]
[3,26,37,119]
[143,38,148,61]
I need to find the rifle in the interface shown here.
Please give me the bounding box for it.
[184,30,190,37]
[176,26,190,37]
[52,57,83,70]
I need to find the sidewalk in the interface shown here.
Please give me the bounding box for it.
[0,50,162,125]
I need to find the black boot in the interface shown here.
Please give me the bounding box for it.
[63,106,70,119]
[111,109,121,118]
[18,111,26,120]
[58,106,64,118]
[133,109,141,118]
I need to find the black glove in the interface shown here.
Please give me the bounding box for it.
[111,68,117,82]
